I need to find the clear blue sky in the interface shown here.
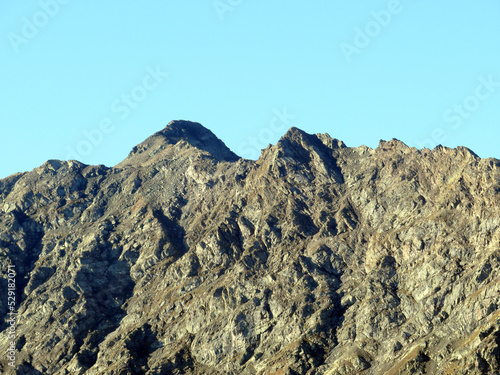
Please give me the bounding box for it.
[2,1,500,178]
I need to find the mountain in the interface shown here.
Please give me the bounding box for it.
[116,120,239,168]
[0,120,499,374]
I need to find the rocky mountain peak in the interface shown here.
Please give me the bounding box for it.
[117,120,239,168]
[375,138,414,155]
[378,137,408,149]
[156,120,230,150]
[279,127,346,150]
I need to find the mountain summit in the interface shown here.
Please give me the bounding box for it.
[1,122,499,374]
[117,120,239,167]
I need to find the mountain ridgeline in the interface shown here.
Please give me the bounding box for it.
[0,120,499,374]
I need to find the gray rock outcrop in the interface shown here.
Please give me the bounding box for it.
[0,120,499,374]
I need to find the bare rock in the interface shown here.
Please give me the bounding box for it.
[0,121,499,374]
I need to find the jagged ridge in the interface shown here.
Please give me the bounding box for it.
[0,121,499,374]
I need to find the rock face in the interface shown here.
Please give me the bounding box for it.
[0,120,499,374]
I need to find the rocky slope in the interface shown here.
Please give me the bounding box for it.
[0,120,499,374]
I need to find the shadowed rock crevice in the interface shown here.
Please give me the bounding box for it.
[125,324,160,374]
[152,208,188,258]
